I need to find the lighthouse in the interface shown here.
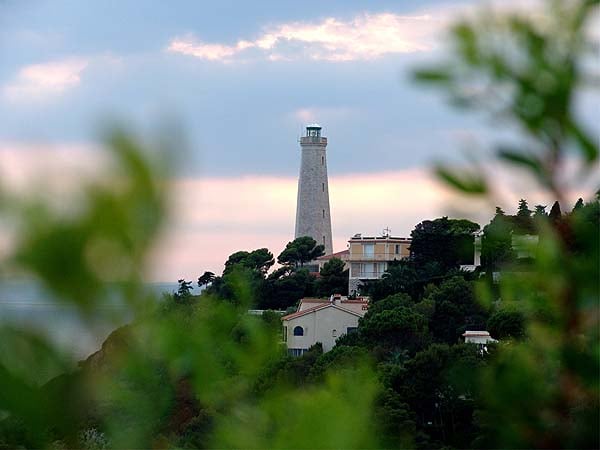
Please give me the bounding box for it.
[294,124,333,256]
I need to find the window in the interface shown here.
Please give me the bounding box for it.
[347,327,358,334]
[321,156,324,165]
[364,243,374,258]
[322,209,325,218]
[322,183,325,192]
[288,348,306,357]
[323,235,325,244]
[332,329,337,338]
[293,326,304,336]
[283,326,287,342]
[395,244,400,254]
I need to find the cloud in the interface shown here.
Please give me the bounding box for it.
[2,58,89,103]
[166,0,580,64]
[166,39,254,61]
[167,13,437,63]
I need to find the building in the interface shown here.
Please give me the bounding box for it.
[295,124,333,256]
[462,330,498,345]
[282,295,369,355]
[347,233,411,294]
[316,248,349,273]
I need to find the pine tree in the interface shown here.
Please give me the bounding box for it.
[572,198,584,212]
[549,201,562,223]
[533,205,547,218]
[517,199,532,217]
[515,199,534,234]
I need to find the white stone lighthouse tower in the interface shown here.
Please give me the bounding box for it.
[295,124,333,255]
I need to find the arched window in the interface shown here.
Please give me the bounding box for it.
[293,326,304,336]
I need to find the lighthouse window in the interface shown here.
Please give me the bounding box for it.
[321,156,324,165]
[322,209,325,218]
[322,183,325,192]
[323,235,326,244]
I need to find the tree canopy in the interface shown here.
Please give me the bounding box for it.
[410,217,480,272]
[277,236,325,267]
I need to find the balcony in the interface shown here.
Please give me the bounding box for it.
[349,271,382,279]
[300,136,327,145]
[347,252,405,262]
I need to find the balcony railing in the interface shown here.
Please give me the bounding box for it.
[347,253,407,261]
[349,271,382,279]
[300,136,327,145]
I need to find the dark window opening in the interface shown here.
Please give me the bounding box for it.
[293,326,304,336]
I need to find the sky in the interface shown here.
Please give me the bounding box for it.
[0,0,598,281]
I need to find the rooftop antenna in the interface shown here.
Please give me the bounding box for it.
[382,227,391,237]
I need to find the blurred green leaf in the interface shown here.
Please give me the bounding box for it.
[567,119,599,162]
[435,166,488,194]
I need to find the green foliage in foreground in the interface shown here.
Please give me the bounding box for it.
[415,0,599,447]
[0,134,379,449]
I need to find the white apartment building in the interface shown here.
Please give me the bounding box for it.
[347,234,411,293]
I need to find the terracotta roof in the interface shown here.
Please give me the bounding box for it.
[282,303,364,321]
[282,303,330,320]
[316,249,350,260]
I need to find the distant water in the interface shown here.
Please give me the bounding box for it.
[0,280,200,361]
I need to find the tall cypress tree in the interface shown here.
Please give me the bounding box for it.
[549,201,562,223]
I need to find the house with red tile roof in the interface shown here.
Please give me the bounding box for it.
[282,295,369,355]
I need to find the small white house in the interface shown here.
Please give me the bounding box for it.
[282,296,369,355]
[462,330,498,345]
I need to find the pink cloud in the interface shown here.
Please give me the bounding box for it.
[0,142,596,282]
[2,58,89,103]
[167,12,436,63]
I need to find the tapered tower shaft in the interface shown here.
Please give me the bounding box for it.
[295,124,333,255]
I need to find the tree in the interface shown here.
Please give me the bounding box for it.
[429,276,486,345]
[480,208,514,271]
[223,248,274,275]
[258,267,316,310]
[548,201,562,224]
[316,257,349,297]
[410,217,480,274]
[572,197,584,212]
[516,199,532,218]
[534,205,547,217]
[175,279,194,302]
[361,260,419,301]
[277,236,325,267]
[415,0,599,446]
[514,199,535,234]
[359,299,429,356]
[400,343,485,448]
[487,309,525,340]
[197,271,215,288]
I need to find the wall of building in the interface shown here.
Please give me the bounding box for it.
[284,306,361,353]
